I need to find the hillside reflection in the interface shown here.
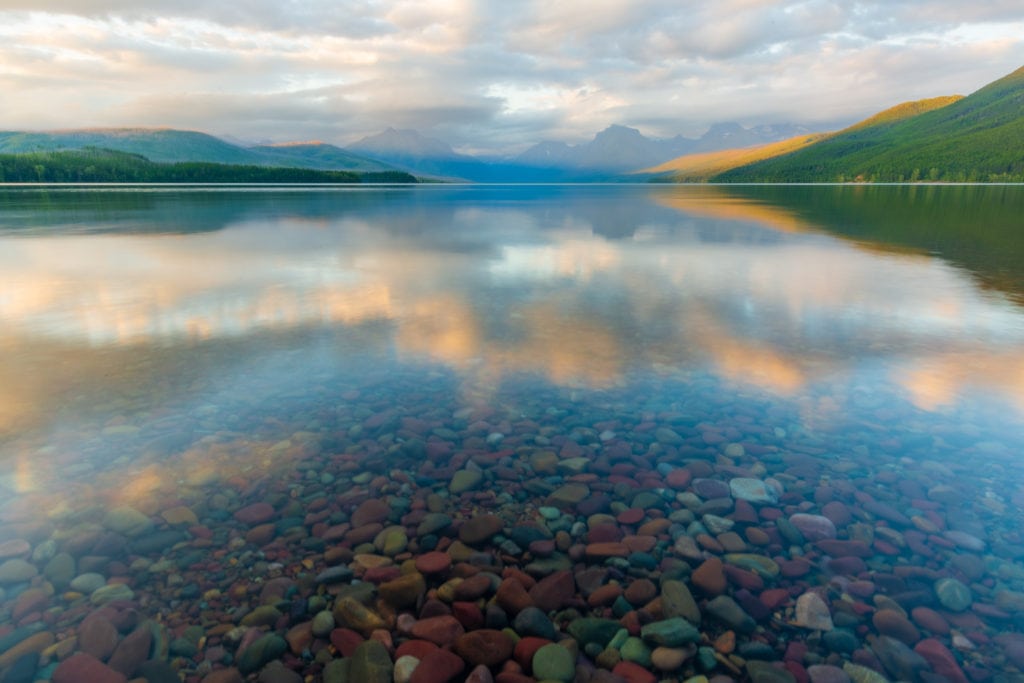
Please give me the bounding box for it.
[1,185,1023,449]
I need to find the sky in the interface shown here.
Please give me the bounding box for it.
[0,1,1022,155]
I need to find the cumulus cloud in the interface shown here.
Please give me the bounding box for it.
[0,1,1021,152]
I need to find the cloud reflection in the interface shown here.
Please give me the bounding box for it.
[0,186,1023,453]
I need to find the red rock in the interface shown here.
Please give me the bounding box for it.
[666,469,692,489]
[914,639,968,683]
[494,674,536,683]
[330,628,364,657]
[910,607,950,635]
[723,565,763,591]
[528,570,575,612]
[623,578,658,606]
[451,602,485,630]
[415,552,452,575]
[495,578,534,615]
[453,629,515,667]
[285,621,314,656]
[779,558,811,578]
[52,653,127,683]
[409,647,465,683]
[396,639,439,661]
[409,615,465,647]
[691,557,727,595]
[107,624,152,677]
[454,574,494,601]
[587,584,623,607]
[613,660,658,683]
[587,524,624,543]
[244,523,276,546]
[78,616,119,661]
[233,502,275,525]
[585,542,629,559]
[760,588,791,610]
[11,588,50,622]
[513,636,552,669]
[459,515,504,545]
[346,523,384,545]
[616,508,645,525]
[825,556,867,575]
[351,499,391,527]
[873,609,920,646]
[815,539,872,558]
[201,670,244,683]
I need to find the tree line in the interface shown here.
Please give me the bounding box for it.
[0,148,417,184]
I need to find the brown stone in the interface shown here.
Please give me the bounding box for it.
[453,629,515,667]
[107,624,152,678]
[351,499,392,527]
[691,557,727,595]
[52,653,127,683]
[495,577,534,615]
[584,542,629,559]
[528,570,575,612]
[409,615,465,647]
[459,514,504,545]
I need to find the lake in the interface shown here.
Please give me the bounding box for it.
[0,184,1023,683]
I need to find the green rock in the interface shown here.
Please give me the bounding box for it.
[416,513,452,536]
[333,596,386,636]
[661,579,701,624]
[323,658,350,683]
[747,660,796,683]
[381,528,408,556]
[631,491,663,509]
[697,646,718,671]
[449,469,483,494]
[843,662,892,683]
[724,553,780,579]
[238,633,287,674]
[102,506,153,537]
[556,457,590,475]
[620,637,652,667]
[43,553,75,589]
[0,559,37,585]
[349,640,393,683]
[706,595,755,633]
[240,605,282,627]
[567,618,622,647]
[90,583,134,605]
[532,643,575,682]
[935,578,972,612]
[608,628,630,650]
[379,572,425,609]
[548,483,590,506]
[640,617,701,647]
[655,427,684,445]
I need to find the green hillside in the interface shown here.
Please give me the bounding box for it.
[0,128,396,173]
[715,66,1024,182]
[250,142,395,173]
[0,148,416,183]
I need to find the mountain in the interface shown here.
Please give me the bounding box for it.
[0,128,397,173]
[248,142,395,173]
[714,65,1024,182]
[345,128,491,180]
[514,123,808,175]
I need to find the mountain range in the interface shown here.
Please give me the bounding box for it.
[0,64,1021,183]
[0,121,810,183]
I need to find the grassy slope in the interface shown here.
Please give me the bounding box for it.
[641,133,829,181]
[716,66,1024,182]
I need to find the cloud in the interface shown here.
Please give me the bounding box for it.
[0,1,1022,152]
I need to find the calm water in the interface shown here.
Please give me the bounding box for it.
[1,184,1023,682]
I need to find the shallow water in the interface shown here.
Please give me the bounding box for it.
[0,185,1023,683]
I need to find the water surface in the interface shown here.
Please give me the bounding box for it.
[1,184,1023,682]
